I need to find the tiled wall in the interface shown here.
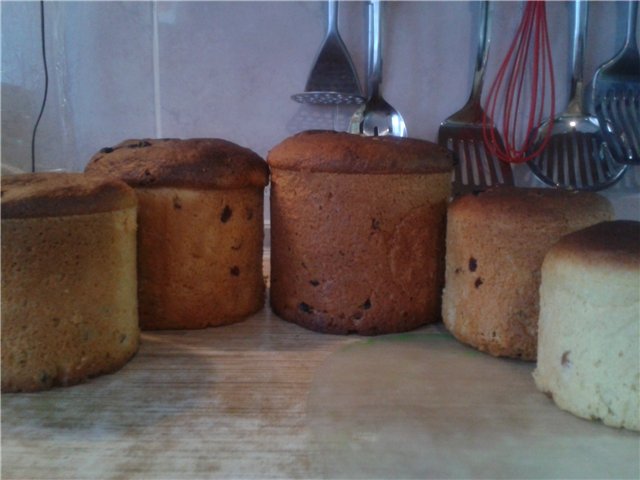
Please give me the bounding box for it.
[2,1,638,218]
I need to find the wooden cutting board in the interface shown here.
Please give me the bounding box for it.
[2,309,638,479]
[306,333,639,478]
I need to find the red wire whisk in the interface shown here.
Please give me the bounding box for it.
[483,1,556,164]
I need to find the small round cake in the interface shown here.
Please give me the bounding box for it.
[86,138,270,330]
[533,221,639,431]
[442,187,614,360]
[1,172,140,392]
[267,130,453,335]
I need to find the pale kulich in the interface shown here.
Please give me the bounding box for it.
[442,187,614,360]
[534,221,639,431]
[1,172,139,392]
[267,130,453,335]
[86,138,269,330]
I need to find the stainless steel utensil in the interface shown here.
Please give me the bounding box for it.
[527,0,628,191]
[349,0,407,137]
[591,0,640,165]
[292,0,365,105]
[438,1,513,196]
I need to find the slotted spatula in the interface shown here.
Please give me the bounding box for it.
[292,0,365,105]
[591,0,640,165]
[438,1,513,196]
[527,0,628,190]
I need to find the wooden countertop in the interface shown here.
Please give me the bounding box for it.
[2,307,638,479]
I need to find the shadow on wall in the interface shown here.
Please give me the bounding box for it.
[1,83,39,174]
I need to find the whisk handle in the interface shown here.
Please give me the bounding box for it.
[568,0,588,114]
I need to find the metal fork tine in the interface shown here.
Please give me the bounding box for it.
[568,133,578,188]
[450,139,460,189]
[542,139,552,182]
[558,135,568,187]
[584,136,598,186]
[474,140,491,187]
[572,134,582,189]
[462,141,472,187]
[458,139,472,189]
[544,137,553,183]
[609,92,628,158]
[625,92,640,154]
[465,140,479,188]
[596,137,608,183]
[482,142,502,186]
[488,152,503,186]
[578,133,591,189]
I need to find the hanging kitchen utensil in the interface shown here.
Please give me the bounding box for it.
[349,0,407,137]
[526,0,628,191]
[482,0,556,164]
[292,0,365,106]
[438,0,513,196]
[590,0,640,165]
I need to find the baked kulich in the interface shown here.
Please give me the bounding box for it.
[86,138,269,330]
[533,220,639,431]
[267,130,453,335]
[442,187,614,360]
[1,172,139,392]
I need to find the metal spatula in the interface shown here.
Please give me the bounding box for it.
[438,1,513,196]
[590,0,640,165]
[527,0,628,191]
[292,0,365,106]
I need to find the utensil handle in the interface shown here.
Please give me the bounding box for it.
[368,0,382,97]
[625,0,638,47]
[469,0,491,105]
[568,0,588,113]
[327,0,338,34]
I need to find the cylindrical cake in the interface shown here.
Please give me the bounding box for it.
[1,172,140,392]
[267,130,453,335]
[442,187,614,360]
[86,138,270,330]
[533,221,639,431]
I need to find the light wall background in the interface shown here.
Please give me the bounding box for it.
[2,1,638,219]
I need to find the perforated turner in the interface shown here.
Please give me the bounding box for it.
[292,0,364,105]
[591,0,639,165]
[438,1,513,196]
[527,0,628,190]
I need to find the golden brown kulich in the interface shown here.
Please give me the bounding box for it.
[267,130,454,335]
[85,138,269,330]
[442,187,614,360]
[1,172,140,392]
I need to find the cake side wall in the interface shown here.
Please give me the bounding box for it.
[269,170,450,335]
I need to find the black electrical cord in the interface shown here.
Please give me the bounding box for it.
[31,0,48,173]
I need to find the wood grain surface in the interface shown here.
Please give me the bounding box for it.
[2,307,638,479]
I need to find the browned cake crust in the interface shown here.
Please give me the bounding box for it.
[546,220,640,271]
[268,132,453,335]
[85,138,268,330]
[86,138,269,189]
[267,130,453,174]
[1,172,137,219]
[442,187,614,360]
[2,173,139,392]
